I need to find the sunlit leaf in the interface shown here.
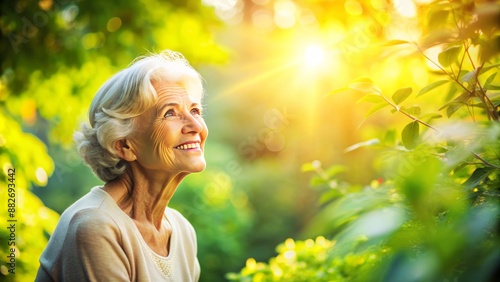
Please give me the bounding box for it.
[446,103,465,118]
[440,92,470,117]
[440,92,469,110]
[328,87,350,96]
[381,40,410,46]
[438,46,461,67]
[356,93,384,104]
[486,85,500,90]
[301,162,317,172]
[481,63,500,73]
[479,36,500,63]
[461,69,477,83]
[392,87,413,105]
[417,80,450,96]
[365,102,390,119]
[352,77,374,83]
[491,96,500,106]
[344,138,380,153]
[428,9,449,29]
[405,105,421,116]
[383,130,397,145]
[402,121,419,150]
[483,73,497,90]
[319,189,344,204]
[420,30,457,49]
[310,175,327,187]
[445,83,459,101]
[420,112,442,122]
[349,82,379,93]
[463,167,493,190]
[325,165,347,178]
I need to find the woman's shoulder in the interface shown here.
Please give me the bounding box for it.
[68,207,119,234]
[57,187,126,238]
[39,188,126,270]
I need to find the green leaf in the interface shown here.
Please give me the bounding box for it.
[309,175,327,187]
[479,36,500,64]
[356,93,384,104]
[490,96,500,106]
[417,80,450,96]
[445,83,459,101]
[420,30,456,49]
[319,189,344,204]
[349,82,379,93]
[401,121,419,150]
[383,130,397,145]
[483,72,497,90]
[463,167,493,190]
[392,87,413,105]
[405,105,421,116]
[440,92,470,110]
[439,92,469,118]
[365,102,390,119]
[301,162,316,172]
[487,85,500,90]
[446,103,464,118]
[328,87,350,96]
[438,46,461,67]
[461,69,477,83]
[428,9,449,29]
[325,165,347,178]
[421,112,442,122]
[480,63,500,73]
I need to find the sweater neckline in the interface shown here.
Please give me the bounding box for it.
[91,186,176,277]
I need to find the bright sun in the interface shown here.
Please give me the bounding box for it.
[303,44,326,68]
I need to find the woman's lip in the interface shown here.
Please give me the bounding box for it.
[175,140,200,147]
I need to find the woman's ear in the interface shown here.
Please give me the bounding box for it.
[114,139,137,161]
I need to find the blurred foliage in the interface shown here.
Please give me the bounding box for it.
[228,0,500,281]
[227,236,384,281]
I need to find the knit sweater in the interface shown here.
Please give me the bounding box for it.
[35,187,200,281]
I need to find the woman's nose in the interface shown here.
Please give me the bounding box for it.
[182,113,204,134]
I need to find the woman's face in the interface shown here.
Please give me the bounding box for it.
[130,80,208,175]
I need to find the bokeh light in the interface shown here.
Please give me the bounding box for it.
[393,0,417,18]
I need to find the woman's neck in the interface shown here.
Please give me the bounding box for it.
[103,164,186,229]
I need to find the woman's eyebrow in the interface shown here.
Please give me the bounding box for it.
[157,101,202,114]
[158,102,179,114]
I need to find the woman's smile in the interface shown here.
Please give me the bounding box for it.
[174,141,201,151]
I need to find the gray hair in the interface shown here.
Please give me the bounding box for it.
[74,50,204,182]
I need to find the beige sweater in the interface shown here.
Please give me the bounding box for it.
[35,187,200,281]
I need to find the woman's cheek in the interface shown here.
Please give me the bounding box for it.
[151,123,176,166]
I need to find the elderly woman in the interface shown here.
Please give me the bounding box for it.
[35,50,207,281]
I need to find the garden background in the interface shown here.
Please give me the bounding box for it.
[1,0,499,281]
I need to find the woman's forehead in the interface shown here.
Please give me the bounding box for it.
[153,81,201,104]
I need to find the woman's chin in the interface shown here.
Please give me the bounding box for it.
[186,161,206,173]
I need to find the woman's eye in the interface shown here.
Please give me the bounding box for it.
[164,109,175,117]
[191,108,202,116]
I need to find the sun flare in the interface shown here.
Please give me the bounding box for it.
[303,44,326,68]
